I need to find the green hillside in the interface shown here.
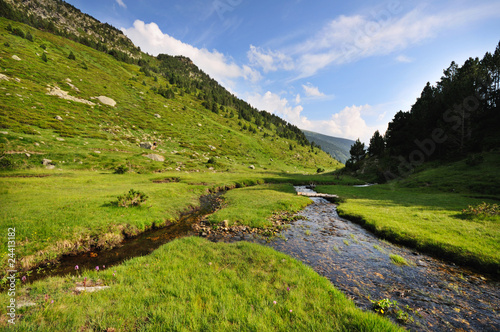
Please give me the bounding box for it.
[0,17,339,173]
[302,130,354,164]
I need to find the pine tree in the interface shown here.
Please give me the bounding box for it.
[349,139,366,163]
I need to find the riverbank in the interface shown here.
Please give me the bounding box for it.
[0,169,360,275]
[0,237,402,331]
[315,184,500,275]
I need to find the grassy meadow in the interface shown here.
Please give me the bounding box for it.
[0,237,402,331]
[316,158,500,274]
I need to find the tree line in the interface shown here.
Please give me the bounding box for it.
[347,41,500,175]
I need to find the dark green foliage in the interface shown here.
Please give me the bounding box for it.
[39,43,46,50]
[207,157,216,164]
[41,53,47,62]
[116,189,148,207]
[113,165,128,174]
[317,167,325,173]
[25,31,33,41]
[11,26,25,38]
[368,130,385,156]
[349,139,366,163]
[384,42,500,160]
[68,51,76,60]
[3,42,9,47]
[465,154,484,166]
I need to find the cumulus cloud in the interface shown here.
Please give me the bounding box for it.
[247,91,382,142]
[116,0,126,9]
[122,20,261,88]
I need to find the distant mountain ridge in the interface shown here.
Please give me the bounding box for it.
[302,130,354,164]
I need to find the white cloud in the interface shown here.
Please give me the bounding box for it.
[116,0,126,9]
[122,20,261,88]
[247,45,294,73]
[396,55,413,63]
[265,2,500,78]
[302,83,325,98]
[247,91,383,142]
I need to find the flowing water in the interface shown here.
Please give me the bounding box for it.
[223,186,500,331]
[15,186,500,331]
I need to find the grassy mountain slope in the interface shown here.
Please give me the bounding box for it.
[302,130,354,164]
[0,18,340,173]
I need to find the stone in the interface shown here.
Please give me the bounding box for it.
[208,145,216,151]
[55,115,63,121]
[0,131,8,135]
[12,55,21,61]
[140,142,152,149]
[145,154,165,162]
[154,114,161,118]
[25,153,31,158]
[249,165,255,169]
[96,96,116,107]
[46,165,56,170]
[0,74,9,81]
[222,220,229,228]
[42,159,52,166]
[56,137,65,141]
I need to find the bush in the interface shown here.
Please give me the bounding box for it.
[316,167,325,173]
[462,202,499,217]
[11,27,25,38]
[40,44,46,50]
[41,53,48,62]
[466,154,484,167]
[68,51,76,60]
[25,32,33,42]
[116,189,148,207]
[113,165,128,174]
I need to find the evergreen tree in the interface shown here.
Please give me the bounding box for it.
[349,139,366,163]
[368,130,385,156]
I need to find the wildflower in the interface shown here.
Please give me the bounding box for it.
[103,265,105,269]
[21,276,26,282]
[289,309,293,313]
[50,300,54,304]
[209,262,212,266]
[75,265,79,270]
[273,301,277,305]
[287,287,290,291]
[95,266,99,271]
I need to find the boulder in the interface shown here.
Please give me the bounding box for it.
[42,159,52,166]
[96,96,116,107]
[144,154,165,162]
[12,55,21,61]
[55,115,63,121]
[154,114,161,118]
[249,165,255,170]
[140,142,152,149]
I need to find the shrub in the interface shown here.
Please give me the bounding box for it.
[11,27,25,38]
[466,154,484,167]
[116,189,148,207]
[3,42,9,47]
[68,51,76,60]
[25,32,33,42]
[316,167,325,173]
[113,165,128,174]
[41,53,48,62]
[40,44,46,50]
[462,202,499,217]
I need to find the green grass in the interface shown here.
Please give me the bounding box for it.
[389,255,409,266]
[0,237,401,331]
[207,184,312,228]
[0,18,341,175]
[315,180,500,274]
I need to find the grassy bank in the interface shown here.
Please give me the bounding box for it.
[0,237,401,331]
[207,184,312,228]
[315,184,500,274]
[0,169,348,274]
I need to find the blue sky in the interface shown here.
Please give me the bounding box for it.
[65,0,500,142]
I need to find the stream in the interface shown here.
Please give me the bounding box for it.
[223,186,500,331]
[17,186,500,331]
